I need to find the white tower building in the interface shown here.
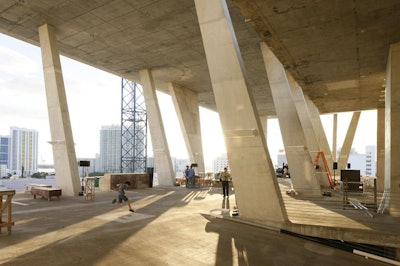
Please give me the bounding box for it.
[9,127,38,176]
[99,125,121,173]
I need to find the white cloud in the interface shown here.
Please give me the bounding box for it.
[0,46,39,75]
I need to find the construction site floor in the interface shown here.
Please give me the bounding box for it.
[0,183,396,266]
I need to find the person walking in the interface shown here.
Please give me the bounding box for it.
[220,167,231,198]
[112,181,134,212]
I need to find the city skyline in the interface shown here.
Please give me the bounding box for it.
[0,33,377,168]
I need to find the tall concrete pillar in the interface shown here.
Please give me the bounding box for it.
[305,95,334,175]
[139,69,175,186]
[376,108,385,193]
[168,82,205,174]
[287,74,331,188]
[38,24,80,196]
[260,115,268,138]
[337,112,360,171]
[260,115,273,162]
[385,43,400,216]
[333,114,338,162]
[195,0,288,227]
[261,43,321,195]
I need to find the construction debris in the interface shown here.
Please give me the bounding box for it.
[286,190,298,196]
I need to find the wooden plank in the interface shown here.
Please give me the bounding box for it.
[25,183,52,194]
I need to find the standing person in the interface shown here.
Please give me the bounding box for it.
[187,165,196,188]
[112,181,134,212]
[220,167,231,198]
[184,165,190,188]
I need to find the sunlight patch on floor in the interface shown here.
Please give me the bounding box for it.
[95,212,154,223]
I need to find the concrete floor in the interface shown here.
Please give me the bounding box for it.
[0,185,391,266]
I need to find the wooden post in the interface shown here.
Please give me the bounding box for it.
[0,190,16,235]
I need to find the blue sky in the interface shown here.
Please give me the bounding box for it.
[0,33,376,169]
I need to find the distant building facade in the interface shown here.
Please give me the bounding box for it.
[346,145,376,176]
[0,164,7,178]
[365,145,376,176]
[276,145,376,177]
[9,127,38,176]
[99,125,121,173]
[77,157,96,177]
[0,135,11,176]
[173,158,190,178]
[212,154,229,174]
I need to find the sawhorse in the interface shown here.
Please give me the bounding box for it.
[0,190,16,235]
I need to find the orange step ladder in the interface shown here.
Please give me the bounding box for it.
[313,151,335,189]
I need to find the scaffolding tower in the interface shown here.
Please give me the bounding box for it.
[120,78,147,173]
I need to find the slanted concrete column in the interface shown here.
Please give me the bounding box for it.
[195,0,288,227]
[139,69,175,186]
[305,95,334,174]
[376,107,385,193]
[287,74,331,188]
[385,43,400,216]
[260,115,268,138]
[337,112,360,171]
[261,43,321,195]
[38,24,80,196]
[333,114,338,162]
[168,82,205,174]
[306,97,334,161]
[287,74,319,159]
[260,115,273,161]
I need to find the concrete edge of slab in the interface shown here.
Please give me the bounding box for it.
[201,210,281,232]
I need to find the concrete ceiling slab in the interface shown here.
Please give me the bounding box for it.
[1,0,399,116]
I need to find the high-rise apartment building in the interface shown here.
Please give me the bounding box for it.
[0,135,10,166]
[173,158,190,178]
[212,153,229,175]
[365,145,376,176]
[9,127,38,176]
[0,135,10,177]
[99,125,121,173]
